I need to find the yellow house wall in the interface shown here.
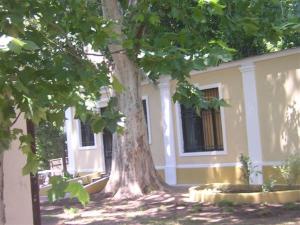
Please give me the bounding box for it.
[73,49,300,185]
[255,53,300,162]
[177,166,243,185]
[72,84,166,173]
[141,84,165,167]
[171,67,248,165]
[4,116,33,225]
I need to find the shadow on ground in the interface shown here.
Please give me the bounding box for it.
[41,187,300,225]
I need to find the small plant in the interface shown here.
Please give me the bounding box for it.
[217,199,235,207]
[190,204,202,213]
[283,202,300,210]
[257,208,272,217]
[239,153,261,185]
[218,200,235,213]
[275,154,300,186]
[64,207,79,216]
[262,178,277,192]
[223,206,234,213]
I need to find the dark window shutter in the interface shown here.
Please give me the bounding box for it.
[80,121,95,147]
[181,88,224,152]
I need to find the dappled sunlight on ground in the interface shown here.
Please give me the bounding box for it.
[41,187,300,225]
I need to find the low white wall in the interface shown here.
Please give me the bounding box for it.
[4,116,33,225]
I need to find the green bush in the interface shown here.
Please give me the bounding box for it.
[262,178,277,192]
[239,153,261,185]
[275,154,300,186]
[217,199,235,207]
[35,122,66,170]
[283,202,300,210]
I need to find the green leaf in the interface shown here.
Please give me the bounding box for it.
[19,134,33,145]
[23,40,39,51]
[209,40,236,52]
[292,24,300,32]
[7,38,26,54]
[123,39,134,49]
[66,182,90,206]
[219,98,230,107]
[240,18,259,34]
[32,107,47,124]
[47,177,89,206]
[91,117,105,133]
[14,80,30,95]
[47,176,68,202]
[134,14,144,22]
[22,152,39,175]
[3,37,38,53]
[21,144,32,155]
[149,14,160,25]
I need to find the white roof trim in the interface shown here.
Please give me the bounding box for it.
[141,47,300,85]
[190,47,300,76]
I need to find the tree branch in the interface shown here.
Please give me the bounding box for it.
[135,24,145,40]
[11,112,21,127]
[84,49,126,57]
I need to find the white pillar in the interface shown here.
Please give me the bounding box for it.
[158,76,177,185]
[240,63,263,184]
[64,107,76,175]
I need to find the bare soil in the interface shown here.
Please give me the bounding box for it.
[41,187,300,225]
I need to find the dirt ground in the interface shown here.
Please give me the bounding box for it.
[41,187,300,225]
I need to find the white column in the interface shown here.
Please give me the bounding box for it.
[240,63,263,184]
[158,76,177,185]
[64,107,76,175]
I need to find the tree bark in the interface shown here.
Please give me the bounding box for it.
[26,120,41,225]
[102,0,166,198]
[62,149,67,176]
[0,153,5,225]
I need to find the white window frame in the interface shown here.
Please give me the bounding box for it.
[142,95,152,144]
[77,119,97,150]
[175,83,227,156]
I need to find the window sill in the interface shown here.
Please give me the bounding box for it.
[78,146,97,150]
[179,150,227,157]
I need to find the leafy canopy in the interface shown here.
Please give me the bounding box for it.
[122,0,299,111]
[0,0,120,205]
[0,0,122,153]
[35,122,66,170]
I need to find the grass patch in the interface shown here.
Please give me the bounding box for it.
[64,207,79,215]
[217,199,235,207]
[189,204,202,213]
[283,202,300,210]
[223,206,234,213]
[256,208,272,217]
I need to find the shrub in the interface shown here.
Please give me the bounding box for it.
[190,204,202,213]
[217,199,235,207]
[283,202,300,210]
[262,178,277,192]
[239,153,260,185]
[275,154,300,186]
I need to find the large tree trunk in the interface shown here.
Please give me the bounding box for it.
[0,153,5,225]
[102,0,166,198]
